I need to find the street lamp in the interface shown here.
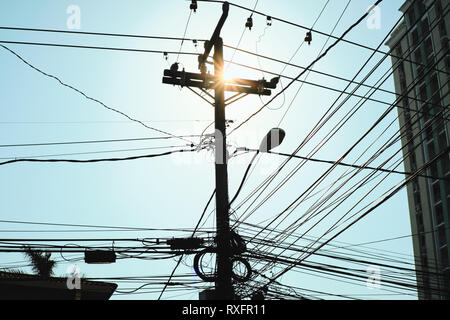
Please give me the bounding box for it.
[258,128,286,153]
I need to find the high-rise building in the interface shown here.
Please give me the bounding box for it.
[385,0,449,299]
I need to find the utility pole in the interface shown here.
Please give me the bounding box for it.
[162,1,278,300]
[212,34,234,300]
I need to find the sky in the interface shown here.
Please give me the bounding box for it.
[0,0,420,300]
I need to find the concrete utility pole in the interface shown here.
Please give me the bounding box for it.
[212,35,233,299]
[162,1,278,300]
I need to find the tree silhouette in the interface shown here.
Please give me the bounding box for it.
[23,247,56,278]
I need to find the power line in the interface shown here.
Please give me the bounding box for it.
[266,50,450,263]
[247,98,448,273]
[231,0,446,236]
[158,189,216,300]
[228,2,433,230]
[0,40,198,56]
[227,0,414,232]
[0,148,195,166]
[268,146,450,286]
[196,0,450,76]
[0,135,201,148]
[278,0,331,77]
[0,145,190,160]
[237,59,448,284]
[176,9,194,62]
[0,26,206,42]
[235,221,441,281]
[4,27,445,116]
[241,148,448,181]
[0,218,210,232]
[0,25,415,104]
[228,0,384,134]
[0,44,195,144]
[225,59,450,120]
[3,24,446,107]
[278,0,351,126]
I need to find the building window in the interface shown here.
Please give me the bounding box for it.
[430,75,439,96]
[439,20,447,38]
[423,104,431,121]
[430,162,439,178]
[419,83,427,101]
[440,247,449,268]
[435,0,443,18]
[445,178,450,199]
[433,183,442,203]
[427,141,436,159]
[445,177,450,196]
[438,225,447,246]
[443,155,450,174]
[421,17,430,34]
[407,7,417,26]
[438,131,448,151]
[432,93,443,117]
[414,49,424,77]
[435,203,444,225]
[426,126,434,142]
[424,37,434,59]
[444,270,450,300]
[442,36,449,53]
[411,29,419,45]
[418,2,426,15]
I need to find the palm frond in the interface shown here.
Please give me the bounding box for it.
[23,246,57,278]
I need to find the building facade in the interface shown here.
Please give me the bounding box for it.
[386,0,449,299]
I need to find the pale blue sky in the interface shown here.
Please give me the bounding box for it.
[0,0,419,300]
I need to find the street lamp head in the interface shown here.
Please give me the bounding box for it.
[259,128,285,152]
[269,76,280,87]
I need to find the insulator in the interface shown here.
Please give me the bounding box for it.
[245,16,253,30]
[190,0,198,12]
[305,31,312,45]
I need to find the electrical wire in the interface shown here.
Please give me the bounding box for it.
[231,0,445,236]
[228,0,384,134]
[0,44,195,145]
[0,135,201,148]
[196,0,450,76]
[277,0,351,126]
[0,148,196,166]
